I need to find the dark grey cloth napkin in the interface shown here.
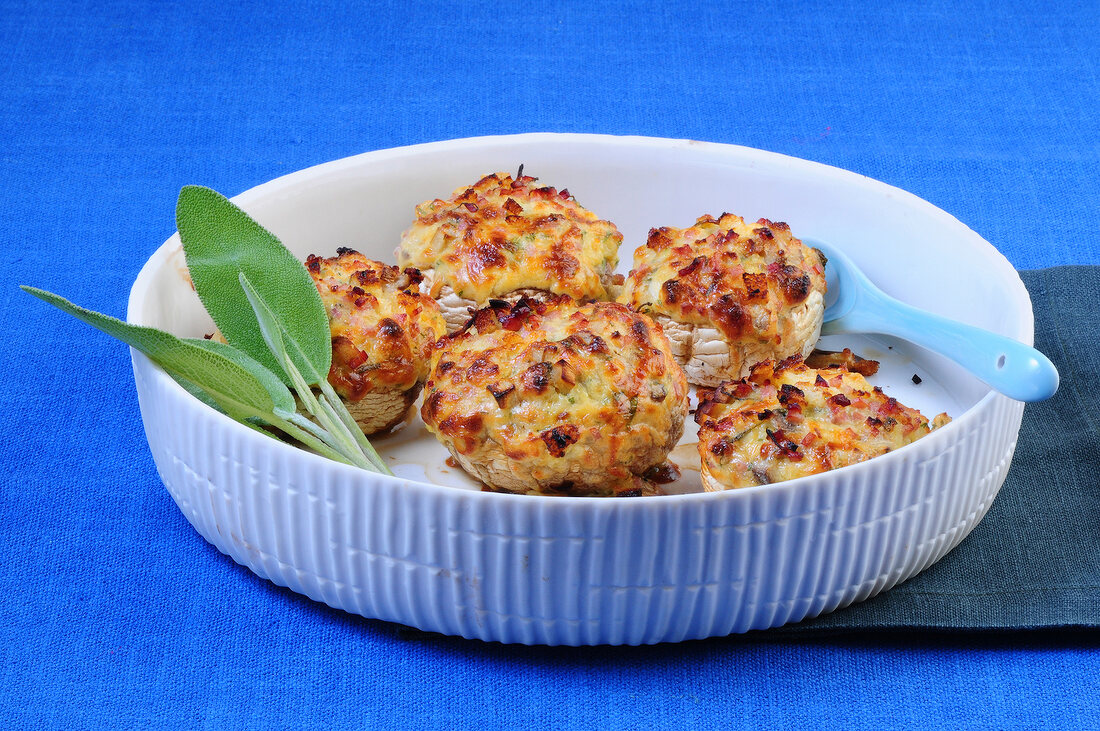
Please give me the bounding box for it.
[776,266,1100,634]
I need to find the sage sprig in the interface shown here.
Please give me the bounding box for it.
[22,186,393,475]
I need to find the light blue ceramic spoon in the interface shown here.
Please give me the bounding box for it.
[810,239,1059,403]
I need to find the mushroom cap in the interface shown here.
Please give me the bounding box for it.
[623,213,826,386]
[343,385,423,437]
[420,295,689,496]
[396,172,622,328]
[307,249,446,435]
[694,355,949,489]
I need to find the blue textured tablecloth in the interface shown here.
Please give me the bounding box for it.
[3,0,1099,727]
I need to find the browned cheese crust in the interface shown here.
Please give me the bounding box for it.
[420,295,690,497]
[397,172,624,331]
[307,248,447,435]
[622,213,827,386]
[694,355,950,490]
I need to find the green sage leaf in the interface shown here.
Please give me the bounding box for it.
[185,337,296,414]
[237,271,325,385]
[175,185,331,385]
[21,286,289,420]
[239,272,391,474]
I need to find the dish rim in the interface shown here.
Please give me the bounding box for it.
[126,131,1032,505]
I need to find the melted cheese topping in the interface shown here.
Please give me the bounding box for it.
[397,173,622,305]
[307,249,446,399]
[420,295,689,495]
[695,356,949,489]
[623,213,826,346]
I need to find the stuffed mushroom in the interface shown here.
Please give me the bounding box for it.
[623,213,827,387]
[694,355,950,490]
[306,248,447,435]
[420,295,689,496]
[397,172,624,332]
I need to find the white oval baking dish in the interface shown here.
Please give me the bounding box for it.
[127,133,1028,645]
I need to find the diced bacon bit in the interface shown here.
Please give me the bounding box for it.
[806,348,880,377]
[400,267,425,286]
[677,256,706,277]
[499,312,526,331]
[463,202,478,212]
[879,397,902,415]
[559,188,570,199]
[519,295,549,314]
[778,383,805,404]
[766,428,802,460]
[337,340,368,371]
[754,226,775,240]
[828,393,852,407]
[470,307,503,333]
[497,297,542,331]
[709,438,736,457]
[693,393,723,423]
[306,256,322,273]
[540,424,580,457]
[757,408,773,420]
[713,228,740,247]
[503,197,523,215]
[815,374,828,387]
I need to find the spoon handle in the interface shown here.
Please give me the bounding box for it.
[823,290,1059,402]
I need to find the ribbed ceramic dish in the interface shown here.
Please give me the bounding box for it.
[127,133,1029,645]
